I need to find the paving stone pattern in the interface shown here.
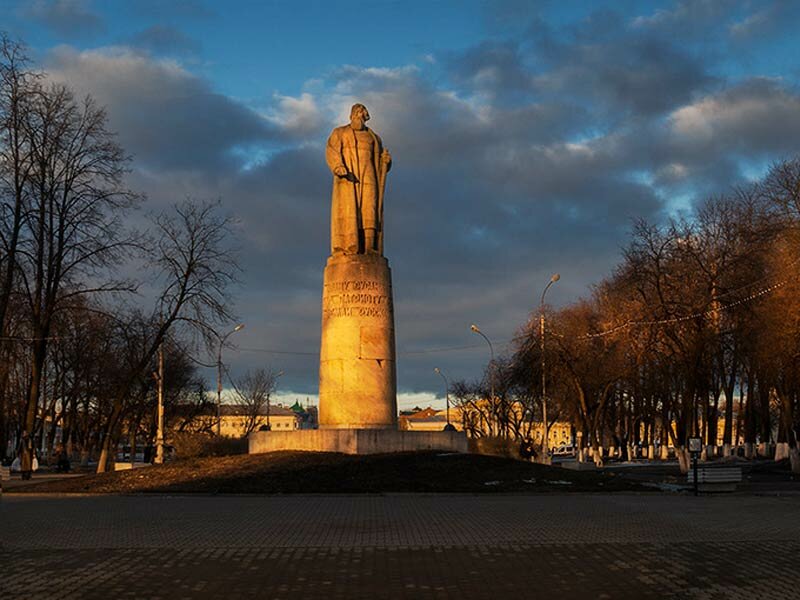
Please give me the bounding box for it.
[1,494,799,599]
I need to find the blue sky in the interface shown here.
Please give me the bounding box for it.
[5,0,800,409]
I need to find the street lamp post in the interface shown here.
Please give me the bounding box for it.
[470,324,498,436]
[434,367,456,431]
[154,342,165,464]
[539,273,560,464]
[217,323,245,436]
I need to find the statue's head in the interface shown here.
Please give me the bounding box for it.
[350,103,370,124]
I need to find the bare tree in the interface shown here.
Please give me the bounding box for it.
[761,158,800,222]
[96,199,239,472]
[232,368,279,436]
[450,379,491,438]
[0,35,37,335]
[0,34,38,459]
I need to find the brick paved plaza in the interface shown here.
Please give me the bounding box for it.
[2,493,799,599]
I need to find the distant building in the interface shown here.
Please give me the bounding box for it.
[289,400,319,430]
[530,421,572,449]
[219,405,300,436]
[177,401,319,438]
[399,407,456,431]
[399,404,573,449]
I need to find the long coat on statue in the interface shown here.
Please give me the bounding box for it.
[325,124,390,254]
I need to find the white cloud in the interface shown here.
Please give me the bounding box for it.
[396,391,441,409]
[263,92,326,138]
[631,0,736,33]
[669,79,800,152]
[670,99,717,140]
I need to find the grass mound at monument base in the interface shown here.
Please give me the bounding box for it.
[9,451,647,495]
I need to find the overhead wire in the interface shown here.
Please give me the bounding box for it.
[575,278,789,340]
[232,342,490,358]
[398,343,487,355]
[235,346,318,356]
[2,265,794,355]
[446,268,795,351]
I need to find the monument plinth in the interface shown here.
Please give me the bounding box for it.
[319,252,397,428]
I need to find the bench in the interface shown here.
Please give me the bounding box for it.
[686,466,742,492]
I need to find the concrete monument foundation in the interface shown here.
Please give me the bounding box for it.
[249,429,467,455]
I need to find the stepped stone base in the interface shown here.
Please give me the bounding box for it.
[249,429,468,455]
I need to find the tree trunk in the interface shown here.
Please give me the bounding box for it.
[722,359,737,452]
[790,448,800,474]
[97,446,110,473]
[592,442,603,467]
[129,425,137,466]
[757,442,771,458]
[775,390,796,463]
[744,373,756,459]
[0,392,6,461]
[758,381,771,453]
[0,365,9,460]
[705,389,718,457]
[45,418,57,466]
[735,375,745,447]
[774,442,790,461]
[97,398,127,473]
[676,446,690,474]
[97,434,118,473]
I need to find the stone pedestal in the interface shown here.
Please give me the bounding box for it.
[249,429,468,455]
[319,253,397,429]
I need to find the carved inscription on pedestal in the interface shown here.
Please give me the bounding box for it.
[323,279,392,319]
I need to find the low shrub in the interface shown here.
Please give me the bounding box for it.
[468,436,522,460]
[170,432,247,459]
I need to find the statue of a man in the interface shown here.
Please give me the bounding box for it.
[326,103,392,255]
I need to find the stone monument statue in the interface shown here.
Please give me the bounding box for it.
[325,103,392,255]
[319,104,398,429]
[247,110,465,453]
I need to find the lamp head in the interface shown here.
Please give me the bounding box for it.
[434,367,440,374]
[551,273,561,283]
[470,324,480,333]
[233,323,245,332]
